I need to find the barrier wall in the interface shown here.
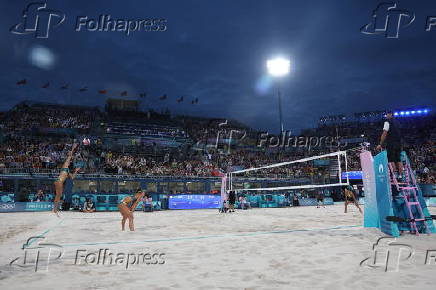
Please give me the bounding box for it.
[169,194,220,209]
[428,197,436,207]
[295,197,334,206]
[0,202,53,213]
[0,195,336,212]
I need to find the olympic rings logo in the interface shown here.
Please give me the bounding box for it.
[0,203,16,210]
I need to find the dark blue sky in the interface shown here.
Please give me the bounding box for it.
[1,0,436,132]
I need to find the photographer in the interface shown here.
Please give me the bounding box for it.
[82,198,96,213]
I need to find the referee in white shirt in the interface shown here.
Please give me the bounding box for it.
[376,110,403,179]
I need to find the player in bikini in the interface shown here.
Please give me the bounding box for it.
[53,143,81,216]
[344,185,363,214]
[118,189,145,231]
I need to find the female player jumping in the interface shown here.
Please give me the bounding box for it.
[118,189,145,231]
[53,143,80,216]
[344,185,363,214]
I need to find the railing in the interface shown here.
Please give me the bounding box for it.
[0,168,311,182]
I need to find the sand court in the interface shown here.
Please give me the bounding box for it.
[1,205,436,290]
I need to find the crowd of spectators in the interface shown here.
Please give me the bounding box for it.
[0,137,72,171]
[408,141,435,183]
[307,115,436,183]
[0,103,434,183]
[2,102,101,131]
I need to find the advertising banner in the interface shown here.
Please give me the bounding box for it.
[0,202,53,213]
[373,151,399,236]
[169,195,220,209]
[360,151,378,228]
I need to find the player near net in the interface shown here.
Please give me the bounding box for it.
[344,185,362,214]
[227,190,236,213]
[118,189,145,231]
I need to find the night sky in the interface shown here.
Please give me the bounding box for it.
[1,0,436,133]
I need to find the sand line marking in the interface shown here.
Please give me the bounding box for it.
[60,225,362,247]
[23,217,67,248]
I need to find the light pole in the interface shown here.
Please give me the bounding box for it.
[266,57,290,135]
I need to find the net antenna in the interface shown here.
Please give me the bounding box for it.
[226,150,350,192]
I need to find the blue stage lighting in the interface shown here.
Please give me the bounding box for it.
[423,109,429,113]
[394,112,399,116]
[400,111,405,115]
[417,110,422,114]
[411,110,416,114]
[405,111,410,115]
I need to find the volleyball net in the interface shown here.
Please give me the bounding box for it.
[226,151,350,193]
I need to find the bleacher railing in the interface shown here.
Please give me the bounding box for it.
[0,168,314,182]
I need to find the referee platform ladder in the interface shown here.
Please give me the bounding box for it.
[388,152,432,235]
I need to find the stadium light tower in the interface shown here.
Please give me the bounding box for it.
[267,57,290,134]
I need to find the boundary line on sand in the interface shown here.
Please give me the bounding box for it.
[23,217,66,248]
[60,225,362,247]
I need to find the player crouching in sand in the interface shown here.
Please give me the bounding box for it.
[344,185,362,214]
[118,189,145,231]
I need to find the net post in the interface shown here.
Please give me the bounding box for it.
[226,173,232,191]
[337,152,342,185]
[228,173,231,191]
[344,151,349,185]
